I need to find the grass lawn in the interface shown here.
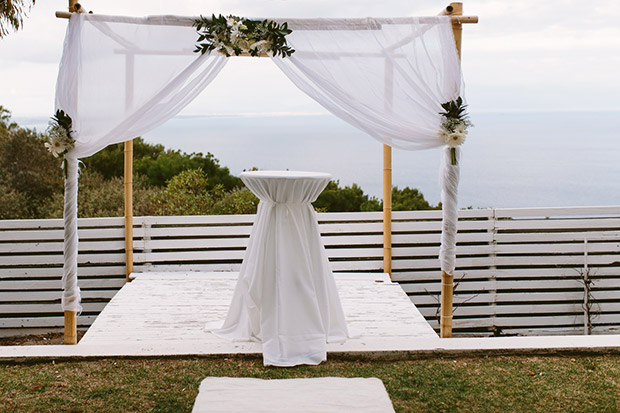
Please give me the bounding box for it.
[1,355,619,412]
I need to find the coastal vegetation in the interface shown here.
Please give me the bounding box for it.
[0,106,438,220]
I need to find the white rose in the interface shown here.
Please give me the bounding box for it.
[226,16,240,28]
[230,30,243,44]
[45,137,65,157]
[445,132,466,147]
[454,122,468,135]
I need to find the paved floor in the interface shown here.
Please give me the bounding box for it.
[1,272,619,360]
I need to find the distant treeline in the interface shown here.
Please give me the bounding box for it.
[0,106,438,220]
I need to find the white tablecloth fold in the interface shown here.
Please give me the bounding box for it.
[208,171,350,366]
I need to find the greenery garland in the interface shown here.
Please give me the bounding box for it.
[193,14,294,58]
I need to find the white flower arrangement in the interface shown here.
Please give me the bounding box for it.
[194,14,294,58]
[438,97,472,165]
[44,110,75,159]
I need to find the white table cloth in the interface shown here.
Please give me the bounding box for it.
[208,171,350,366]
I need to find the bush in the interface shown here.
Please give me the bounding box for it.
[0,184,31,220]
[40,171,161,218]
[0,107,63,219]
[313,181,381,212]
[212,187,259,215]
[82,138,242,190]
[148,169,217,216]
[392,186,437,211]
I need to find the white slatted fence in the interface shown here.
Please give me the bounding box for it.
[1,206,619,337]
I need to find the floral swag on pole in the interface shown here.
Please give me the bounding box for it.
[193,14,295,58]
[438,97,472,165]
[45,110,75,159]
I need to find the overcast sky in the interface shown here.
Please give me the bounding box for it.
[1,0,619,118]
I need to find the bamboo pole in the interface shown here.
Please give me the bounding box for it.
[383,144,392,277]
[54,11,478,23]
[124,50,135,283]
[124,140,134,281]
[439,2,464,339]
[64,310,77,344]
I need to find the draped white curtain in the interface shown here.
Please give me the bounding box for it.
[274,17,462,150]
[56,14,227,311]
[274,17,463,274]
[55,13,463,312]
[57,14,228,160]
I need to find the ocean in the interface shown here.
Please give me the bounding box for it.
[16,111,620,209]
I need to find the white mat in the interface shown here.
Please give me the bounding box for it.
[192,377,395,412]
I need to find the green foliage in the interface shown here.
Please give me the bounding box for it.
[313,181,437,212]
[0,0,35,38]
[40,171,160,219]
[0,106,18,132]
[392,186,438,211]
[82,138,241,190]
[313,181,379,212]
[148,169,259,216]
[211,187,259,215]
[145,169,214,216]
[0,109,63,219]
[0,184,30,220]
[50,109,72,134]
[439,96,468,122]
[193,14,294,57]
[0,106,437,219]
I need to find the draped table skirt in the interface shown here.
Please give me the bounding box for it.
[207,171,350,366]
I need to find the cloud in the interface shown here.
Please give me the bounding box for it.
[1,0,619,117]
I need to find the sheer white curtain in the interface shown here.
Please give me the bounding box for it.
[57,14,227,160]
[273,17,462,150]
[56,14,227,311]
[55,13,465,313]
[273,16,463,273]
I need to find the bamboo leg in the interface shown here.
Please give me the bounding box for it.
[439,2,464,338]
[124,139,134,282]
[64,311,77,344]
[440,271,454,338]
[383,144,392,277]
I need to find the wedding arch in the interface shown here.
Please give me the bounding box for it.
[53,1,478,344]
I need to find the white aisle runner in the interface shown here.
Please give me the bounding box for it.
[192,377,395,413]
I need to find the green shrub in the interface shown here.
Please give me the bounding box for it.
[0,108,63,219]
[212,187,259,215]
[40,171,161,218]
[0,184,31,219]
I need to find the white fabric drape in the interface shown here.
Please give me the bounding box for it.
[55,13,465,315]
[209,171,349,366]
[273,17,462,150]
[62,156,81,313]
[273,16,463,274]
[56,14,227,311]
[57,14,228,159]
[439,147,460,274]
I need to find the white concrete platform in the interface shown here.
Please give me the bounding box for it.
[192,377,394,412]
[1,271,619,360]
